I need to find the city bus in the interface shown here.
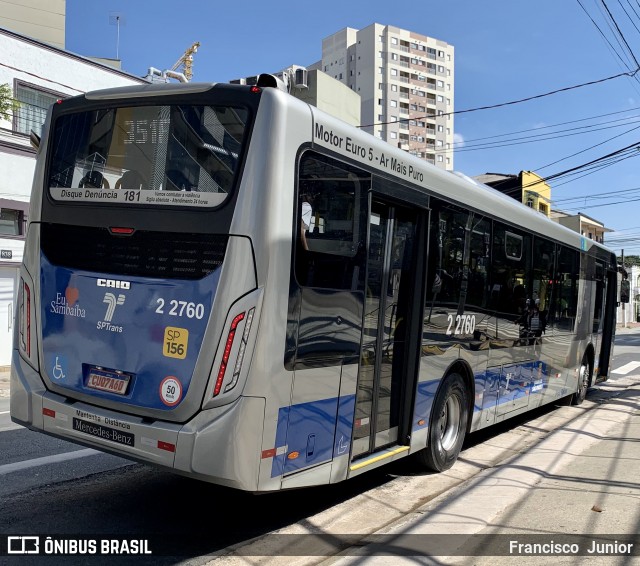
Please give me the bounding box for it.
[10,75,618,492]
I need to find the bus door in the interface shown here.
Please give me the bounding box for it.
[598,265,617,379]
[591,260,606,355]
[352,200,420,459]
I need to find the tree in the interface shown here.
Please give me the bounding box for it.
[0,83,19,121]
[620,255,640,267]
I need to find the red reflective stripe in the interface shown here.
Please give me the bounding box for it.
[261,448,276,459]
[25,283,31,356]
[157,441,175,453]
[42,408,55,418]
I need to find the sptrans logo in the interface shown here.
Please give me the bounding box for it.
[97,293,126,332]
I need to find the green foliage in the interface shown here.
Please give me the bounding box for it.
[620,255,640,267]
[0,83,19,121]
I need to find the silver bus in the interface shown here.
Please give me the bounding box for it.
[11,76,617,491]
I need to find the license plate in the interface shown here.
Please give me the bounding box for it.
[86,369,130,395]
[72,418,134,446]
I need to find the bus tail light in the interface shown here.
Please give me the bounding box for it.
[18,278,31,357]
[212,307,256,397]
[212,312,245,397]
[226,308,255,393]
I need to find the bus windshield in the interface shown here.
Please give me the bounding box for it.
[48,103,249,208]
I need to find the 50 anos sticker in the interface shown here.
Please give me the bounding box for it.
[156,298,205,319]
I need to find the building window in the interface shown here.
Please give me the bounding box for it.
[391,37,398,45]
[390,132,397,139]
[390,69,398,76]
[14,82,62,136]
[390,100,397,107]
[391,84,398,92]
[437,155,443,162]
[0,208,23,236]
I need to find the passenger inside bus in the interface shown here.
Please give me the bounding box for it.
[300,192,316,251]
[115,170,146,190]
[79,170,109,189]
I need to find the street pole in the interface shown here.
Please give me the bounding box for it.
[622,249,626,328]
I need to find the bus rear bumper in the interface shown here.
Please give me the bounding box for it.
[10,350,264,491]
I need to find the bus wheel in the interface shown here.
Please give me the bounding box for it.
[571,356,592,405]
[415,372,469,472]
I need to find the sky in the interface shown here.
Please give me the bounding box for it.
[66,0,640,256]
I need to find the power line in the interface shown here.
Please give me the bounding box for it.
[358,68,640,129]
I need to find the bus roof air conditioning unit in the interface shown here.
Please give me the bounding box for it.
[295,68,308,89]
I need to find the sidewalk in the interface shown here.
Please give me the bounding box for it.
[319,377,640,564]
[213,373,640,565]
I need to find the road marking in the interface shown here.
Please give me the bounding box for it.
[0,448,98,475]
[612,361,640,375]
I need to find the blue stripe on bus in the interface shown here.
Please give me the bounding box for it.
[413,360,552,431]
[271,361,554,478]
[271,394,356,478]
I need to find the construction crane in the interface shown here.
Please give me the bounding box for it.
[171,41,200,82]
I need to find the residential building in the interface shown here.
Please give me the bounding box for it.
[0,0,65,48]
[617,264,640,326]
[317,24,454,170]
[0,26,146,367]
[474,171,552,217]
[550,210,613,244]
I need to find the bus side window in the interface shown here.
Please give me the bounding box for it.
[554,246,579,332]
[295,152,368,291]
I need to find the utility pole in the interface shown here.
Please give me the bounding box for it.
[622,249,626,328]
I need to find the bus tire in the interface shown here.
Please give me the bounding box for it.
[415,372,469,472]
[571,355,592,405]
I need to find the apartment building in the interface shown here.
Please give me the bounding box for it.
[317,23,455,170]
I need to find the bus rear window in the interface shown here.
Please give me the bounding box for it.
[47,104,249,208]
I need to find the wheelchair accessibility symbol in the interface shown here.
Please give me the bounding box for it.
[51,355,67,380]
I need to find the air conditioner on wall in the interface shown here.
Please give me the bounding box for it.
[294,68,308,89]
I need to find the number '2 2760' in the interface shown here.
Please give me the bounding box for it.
[446,314,476,336]
[156,298,205,320]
